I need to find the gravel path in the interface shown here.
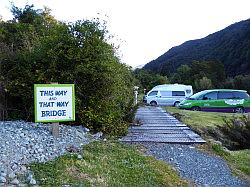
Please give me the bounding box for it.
[142,143,249,187]
[0,120,91,185]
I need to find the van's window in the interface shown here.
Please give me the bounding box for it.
[233,91,249,99]
[172,91,185,96]
[148,91,158,96]
[160,91,171,97]
[203,92,217,100]
[218,92,234,99]
[186,90,192,94]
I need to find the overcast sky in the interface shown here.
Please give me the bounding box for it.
[0,0,250,68]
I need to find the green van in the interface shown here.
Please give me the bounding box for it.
[179,89,250,113]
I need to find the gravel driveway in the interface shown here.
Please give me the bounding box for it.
[138,143,249,187]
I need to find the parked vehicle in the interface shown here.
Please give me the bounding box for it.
[179,89,250,113]
[144,84,193,106]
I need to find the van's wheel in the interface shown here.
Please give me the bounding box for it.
[191,106,200,111]
[150,101,157,106]
[234,107,244,113]
[174,101,180,107]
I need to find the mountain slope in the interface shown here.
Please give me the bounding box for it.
[143,19,250,77]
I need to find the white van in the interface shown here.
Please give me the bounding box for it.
[144,84,193,106]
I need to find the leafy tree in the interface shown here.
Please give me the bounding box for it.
[233,75,250,93]
[133,69,169,92]
[0,4,135,135]
[194,77,213,91]
[205,60,226,88]
[168,60,226,91]
[170,64,192,85]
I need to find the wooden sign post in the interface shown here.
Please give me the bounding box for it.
[52,122,60,138]
[34,84,75,138]
[51,83,59,138]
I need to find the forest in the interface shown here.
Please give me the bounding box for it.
[135,60,250,93]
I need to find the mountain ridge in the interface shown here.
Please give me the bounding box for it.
[143,19,250,77]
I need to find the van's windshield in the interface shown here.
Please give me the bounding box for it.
[188,90,208,100]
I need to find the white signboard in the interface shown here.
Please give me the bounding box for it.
[34,84,75,122]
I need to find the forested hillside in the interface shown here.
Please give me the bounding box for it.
[143,19,250,77]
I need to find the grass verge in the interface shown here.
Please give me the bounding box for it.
[30,141,187,187]
[165,106,239,130]
[165,107,250,178]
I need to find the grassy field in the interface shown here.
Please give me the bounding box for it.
[165,106,240,129]
[164,107,248,139]
[165,107,250,178]
[30,141,187,187]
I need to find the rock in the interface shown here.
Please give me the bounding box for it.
[83,127,90,132]
[76,131,85,139]
[18,184,27,187]
[10,178,19,185]
[0,168,6,174]
[66,145,80,153]
[8,172,16,179]
[26,173,33,182]
[93,132,103,139]
[11,163,18,171]
[0,176,6,183]
[222,146,231,153]
[201,184,210,187]
[77,154,83,159]
[20,165,27,172]
[0,173,6,177]
[29,178,37,185]
[37,148,44,153]
[213,140,223,146]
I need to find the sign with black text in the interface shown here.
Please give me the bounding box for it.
[34,84,75,122]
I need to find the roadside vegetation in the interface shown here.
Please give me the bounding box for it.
[30,141,187,187]
[133,69,169,93]
[165,107,250,178]
[0,4,135,136]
